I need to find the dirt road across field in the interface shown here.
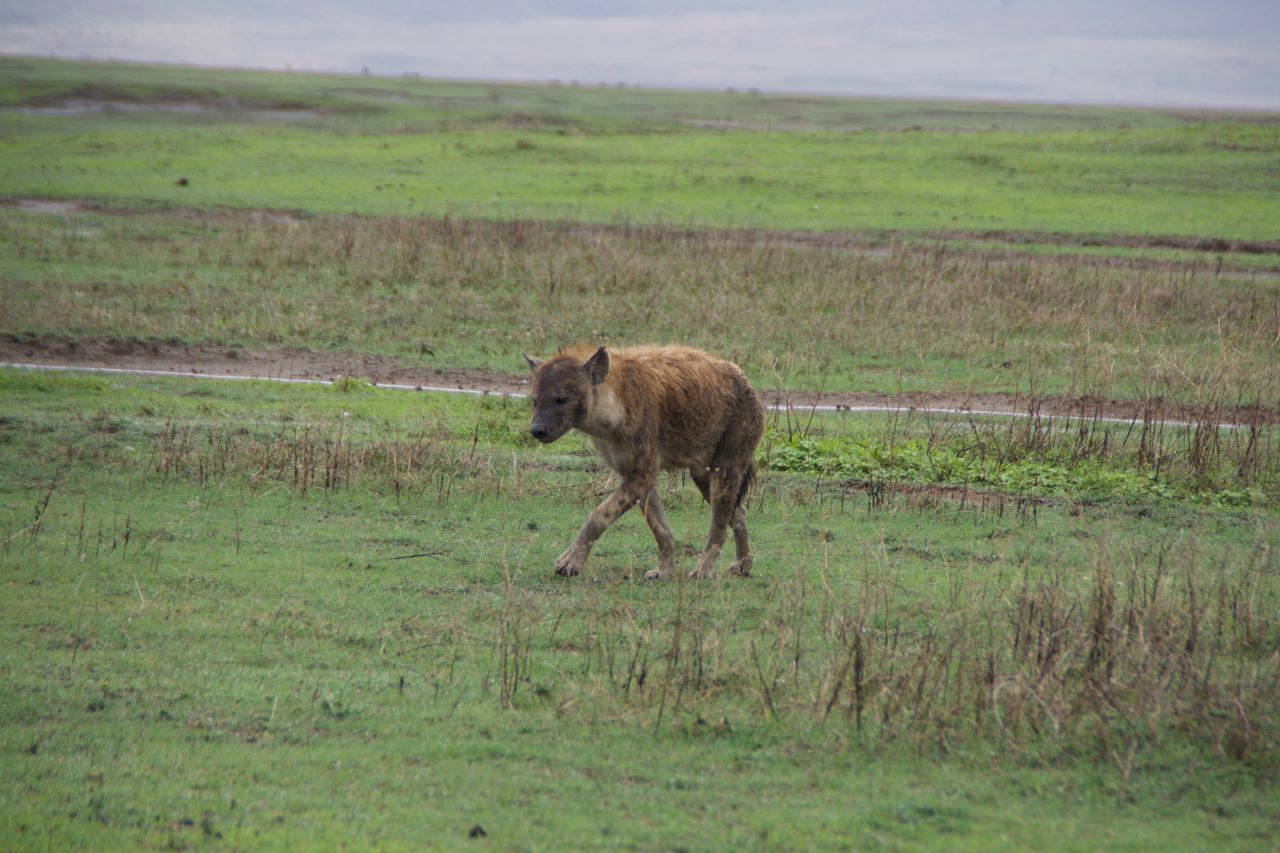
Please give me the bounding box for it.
[4,335,1275,429]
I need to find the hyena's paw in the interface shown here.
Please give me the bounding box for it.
[554,548,586,577]
[688,557,717,580]
[644,564,676,581]
[728,556,753,577]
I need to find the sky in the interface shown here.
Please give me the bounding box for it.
[2,0,1278,110]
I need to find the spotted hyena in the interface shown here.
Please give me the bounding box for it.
[525,344,764,580]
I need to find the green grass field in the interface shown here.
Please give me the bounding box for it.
[3,56,1279,241]
[1,369,1276,848]
[2,57,1279,848]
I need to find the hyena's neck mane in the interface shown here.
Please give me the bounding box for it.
[579,385,626,438]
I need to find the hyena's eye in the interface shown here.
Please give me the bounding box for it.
[555,396,569,406]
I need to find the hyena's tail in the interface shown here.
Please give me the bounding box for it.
[736,461,756,510]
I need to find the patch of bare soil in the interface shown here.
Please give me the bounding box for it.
[10,99,320,121]
[762,387,1279,427]
[4,335,1276,426]
[14,199,85,215]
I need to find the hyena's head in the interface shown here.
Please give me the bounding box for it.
[523,346,610,443]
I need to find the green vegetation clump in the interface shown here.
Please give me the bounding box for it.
[769,431,1271,506]
[773,434,1173,498]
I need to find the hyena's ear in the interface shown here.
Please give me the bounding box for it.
[582,346,610,385]
[523,353,544,372]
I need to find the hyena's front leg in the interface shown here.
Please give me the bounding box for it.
[554,483,641,576]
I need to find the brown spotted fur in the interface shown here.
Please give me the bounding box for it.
[525,344,764,580]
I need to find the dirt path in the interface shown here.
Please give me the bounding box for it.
[1,336,528,394]
[5,335,1276,427]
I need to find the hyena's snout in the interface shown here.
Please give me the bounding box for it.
[529,411,566,443]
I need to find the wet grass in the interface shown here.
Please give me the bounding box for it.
[1,370,1278,848]
[4,208,1278,408]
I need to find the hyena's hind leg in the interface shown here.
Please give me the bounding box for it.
[692,468,753,577]
[726,463,754,577]
[689,464,753,579]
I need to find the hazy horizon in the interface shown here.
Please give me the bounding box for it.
[3,1,1278,111]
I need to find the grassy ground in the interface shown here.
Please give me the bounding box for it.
[3,207,1278,410]
[3,57,1280,848]
[3,58,1279,241]
[1,370,1277,848]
